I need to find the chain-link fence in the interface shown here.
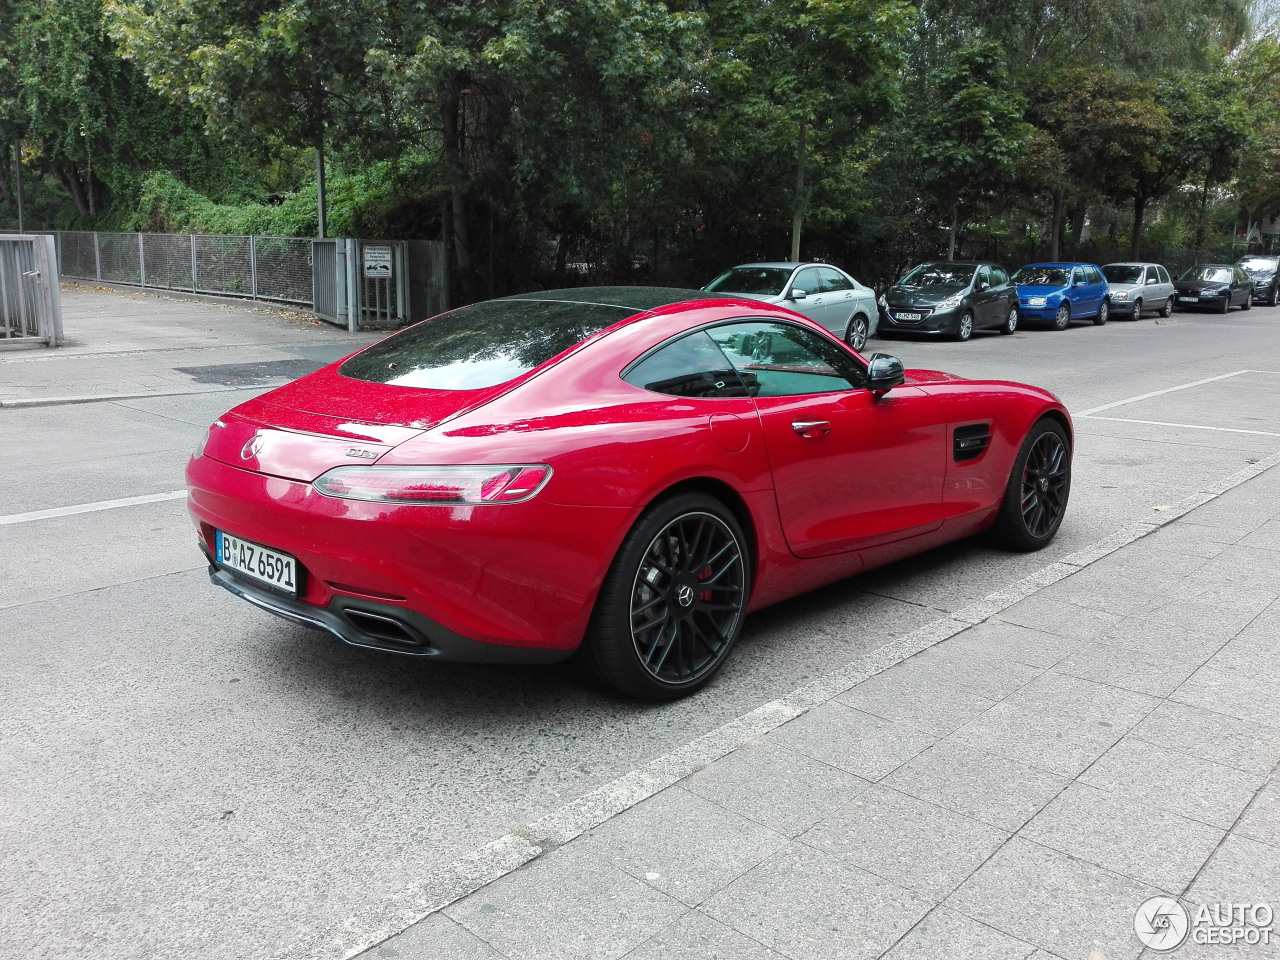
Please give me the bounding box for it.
[57,230,316,306]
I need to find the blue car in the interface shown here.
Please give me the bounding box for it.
[1013,262,1111,329]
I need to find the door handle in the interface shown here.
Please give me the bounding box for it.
[792,420,831,438]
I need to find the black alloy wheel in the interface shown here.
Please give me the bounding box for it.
[1130,298,1142,319]
[1161,297,1174,318]
[846,314,870,352]
[579,493,749,699]
[1220,293,1231,314]
[955,311,974,342]
[1000,305,1018,335]
[988,419,1071,551]
[1243,291,1252,311]
[1094,299,1109,325]
[1053,303,1071,330]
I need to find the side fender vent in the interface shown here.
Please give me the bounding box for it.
[954,423,993,462]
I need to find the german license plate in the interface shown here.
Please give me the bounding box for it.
[895,312,922,321]
[1179,296,1198,302]
[216,530,298,596]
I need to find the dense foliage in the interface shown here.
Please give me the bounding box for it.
[2,0,1278,297]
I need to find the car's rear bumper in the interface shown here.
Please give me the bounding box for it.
[187,453,631,657]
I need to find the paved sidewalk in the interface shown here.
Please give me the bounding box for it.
[369,466,1280,960]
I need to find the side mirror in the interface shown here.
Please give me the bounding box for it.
[1146,277,1158,285]
[1074,279,1087,287]
[789,288,807,300]
[977,280,989,291]
[867,353,905,395]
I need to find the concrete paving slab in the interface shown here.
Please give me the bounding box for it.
[941,619,1079,669]
[576,787,787,906]
[1130,701,1280,777]
[1172,664,1280,727]
[679,739,871,838]
[1236,778,1280,848]
[947,701,1124,778]
[1020,782,1225,890]
[763,702,937,782]
[882,906,1037,960]
[621,911,786,960]
[947,838,1158,960]
[798,784,1008,899]
[1052,639,1205,698]
[833,666,998,737]
[369,914,505,959]
[699,843,932,960]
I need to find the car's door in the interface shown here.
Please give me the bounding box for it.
[1234,266,1252,305]
[707,320,947,558]
[989,266,1015,322]
[1154,265,1175,307]
[787,267,824,322]
[1066,266,1088,317]
[1085,265,1107,314]
[816,266,857,333]
[972,265,1003,327]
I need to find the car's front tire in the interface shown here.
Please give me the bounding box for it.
[846,314,870,352]
[1053,304,1071,330]
[1129,298,1142,319]
[988,419,1071,551]
[955,311,974,342]
[578,493,750,700]
[1220,294,1231,314]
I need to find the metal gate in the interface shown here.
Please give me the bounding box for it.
[311,239,412,331]
[0,235,62,349]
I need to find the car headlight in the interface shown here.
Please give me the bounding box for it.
[313,464,552,504]
[877,295,888,310]
[935,292,966,311]
[1027,296,1047,307]
[1112,290,1128,300]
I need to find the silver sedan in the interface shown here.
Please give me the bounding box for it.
[703,262,880,351]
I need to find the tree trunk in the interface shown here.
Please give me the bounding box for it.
[442,88,476,302]
[1049,189,1065,260]
[1069,198,1086,249]
[1130,194,1146,260]
[554,231,570,288]
[947,202,958,260]
[790,119,806,262]
[56,162,90,216]
[315,135,327,239]
[1193,169,1211,259]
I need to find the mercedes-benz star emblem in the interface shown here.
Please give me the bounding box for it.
[676,584,695,607]
[240,436,264,460]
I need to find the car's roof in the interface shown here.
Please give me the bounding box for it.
[732,261,847,272]
[1186,263,1235,269]
[1238,255,1279,261]
[911,260,984,267]
[1102,261,1160,267]
[1021,262,1094,268]
[498,286,735,312]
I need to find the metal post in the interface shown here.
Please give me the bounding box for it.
[347,239,360,331]
[13,141,24,234]
[93,231,101,281]
[250,235,258,299]
[138,233,146,287]
[190,234,198,291]
[43,234,63,342]
[0,248,9,338]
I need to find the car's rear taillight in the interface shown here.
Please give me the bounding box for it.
[312,465,552,504]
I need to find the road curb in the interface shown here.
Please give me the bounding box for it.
[276,446,1280,960]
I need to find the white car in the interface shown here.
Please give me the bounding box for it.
[1101,262,1176,319]
[703,262,880,351]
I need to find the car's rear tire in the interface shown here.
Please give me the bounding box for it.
[955,311,974,342]
[999,305,1017,335]
[846,314,870,352]
[577,493,750,700]
[1094,299,1109,325]
[987,419,1071,552]
[1161,297,1174,318]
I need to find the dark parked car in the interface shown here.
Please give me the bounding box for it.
[1013,263,1111,329]
[1237,255,1279,307]
[1173,264,1254,313]
[878,261,1018,341]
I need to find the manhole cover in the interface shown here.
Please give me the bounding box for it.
[175,359,325,386]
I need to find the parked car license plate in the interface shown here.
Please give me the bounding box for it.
[895,312,922,321]
[1179,296,1198,302]
[216,530,298,596]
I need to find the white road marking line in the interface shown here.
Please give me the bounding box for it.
[0,490,187,526]
[1073,369,1254,417]
[1078,416,1280,437]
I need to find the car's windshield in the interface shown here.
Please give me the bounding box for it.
[705,266,793,296]
[1180,266,1232,283]
[1013,267,1071,286]
[1102,265,1144,284]
[340,298,630,390]
[1238,257,1278,278]
[898,263,973,287]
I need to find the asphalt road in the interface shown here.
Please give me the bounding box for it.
[3,289,1280,960]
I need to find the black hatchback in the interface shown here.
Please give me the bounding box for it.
[1237,255,1280,307]
[878,261,1019,342]
[1173,264,1255,313]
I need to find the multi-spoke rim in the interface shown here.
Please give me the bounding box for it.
[1021,433,1069,538]
[629,511,745,685]
[1006,307,1017,332]
[1056,304,1070,328]
[959,313,973,338]
[849,316,868,350]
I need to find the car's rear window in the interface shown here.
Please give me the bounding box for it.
[340,298,632,390]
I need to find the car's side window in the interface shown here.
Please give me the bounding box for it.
[707,321,867,397]
[1144,266,1156,284]
[977,266,993,288]
[818,267,853,293]
[1086,265,1103,285]
[1157,265,1171,284]
[623,331,750,399]
[1071,267,1084,285]
[791,267,820,297]
[991,266,1009,286]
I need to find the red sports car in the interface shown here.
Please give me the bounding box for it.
[187,287,1072,699]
